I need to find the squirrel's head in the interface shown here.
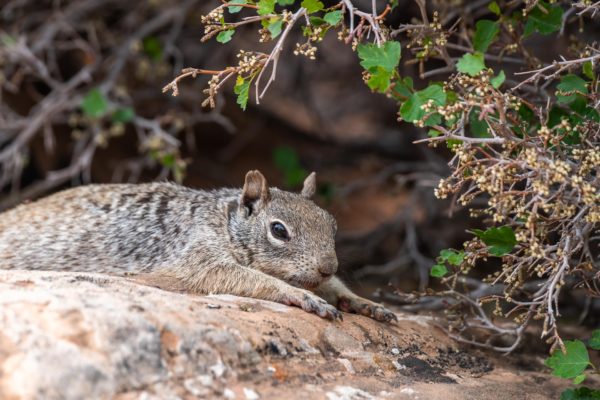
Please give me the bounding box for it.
[229,170,338,289]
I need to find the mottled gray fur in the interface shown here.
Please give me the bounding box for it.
[0,170,396,322]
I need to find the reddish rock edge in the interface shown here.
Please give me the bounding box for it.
[0,270,570,400]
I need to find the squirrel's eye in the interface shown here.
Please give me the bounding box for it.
[270,222,290,241]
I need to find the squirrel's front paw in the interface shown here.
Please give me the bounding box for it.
[338,296,397,323]
[286,290,342,321]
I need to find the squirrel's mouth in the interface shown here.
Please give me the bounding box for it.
[303,280,321,289]
[290,277,323,290]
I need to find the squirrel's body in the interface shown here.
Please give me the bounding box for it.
[0,171,396,322]
[0,183,241,275]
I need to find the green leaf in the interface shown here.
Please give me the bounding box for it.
[234,76,251,111]
[473,20,499,53]
[523,1,563,37]
[273,146,300,171]
[216,30,235,43]
[272,146,307,187]
[446,139,462,148]
[424,113,441,127]
[301,0,324,13]
[400,84,446,123]
[357,41,401,72]
[430,264,448,278]
[318,182,335,202]
[472,226,517,256]
[445,89,458,104]
[392,76,413,98]
[324,10,343,25]
[277,0,295,4]
[367,66,392,93]
[588,330,600,350]
[583,106,600,122]
[469,108,491,138]
[81,88,108,118]
[0,34,16,47]
[112,107,135,123]
[457,52,486,76]
[267,19,284,38]
[161,153,176,168]
[518,103,535,124]
[447,252,464,266]
[258,0,276,15]
[570,96,588,114]
[558,74,588,93]
[228,0,247,13]
[439,249,464,266]
[399,96,424,122]
[560,387,600,400]
[583,61,595,80]
[419,84,446,105]
[439,249,454,261]
[557,74,588,103]
[545,340,590,379]
[488,1,501,15]
[549,106,568,129]
[308,16,326,26]
[284,167,308,187]
[573,374,586,385]
[142,37,162,61]
[490,70,506,88]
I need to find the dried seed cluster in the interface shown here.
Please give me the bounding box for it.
[429,67,599,346]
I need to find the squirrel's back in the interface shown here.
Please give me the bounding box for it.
[0,183,238,273]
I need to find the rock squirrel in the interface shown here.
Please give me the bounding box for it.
[0,170,396,322]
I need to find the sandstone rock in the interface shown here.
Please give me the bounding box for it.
[0,270,576,399]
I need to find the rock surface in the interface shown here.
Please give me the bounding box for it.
[0,270,571,399]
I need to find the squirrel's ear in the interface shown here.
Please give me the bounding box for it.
[241,170,270,214]
[301,172,317,199]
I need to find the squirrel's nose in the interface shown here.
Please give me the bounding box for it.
[318,255,338,278]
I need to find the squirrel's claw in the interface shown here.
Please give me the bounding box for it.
[372,306,398,323]
[294,291,342,321]
[331,308,343,321]
[339,296,397,324]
